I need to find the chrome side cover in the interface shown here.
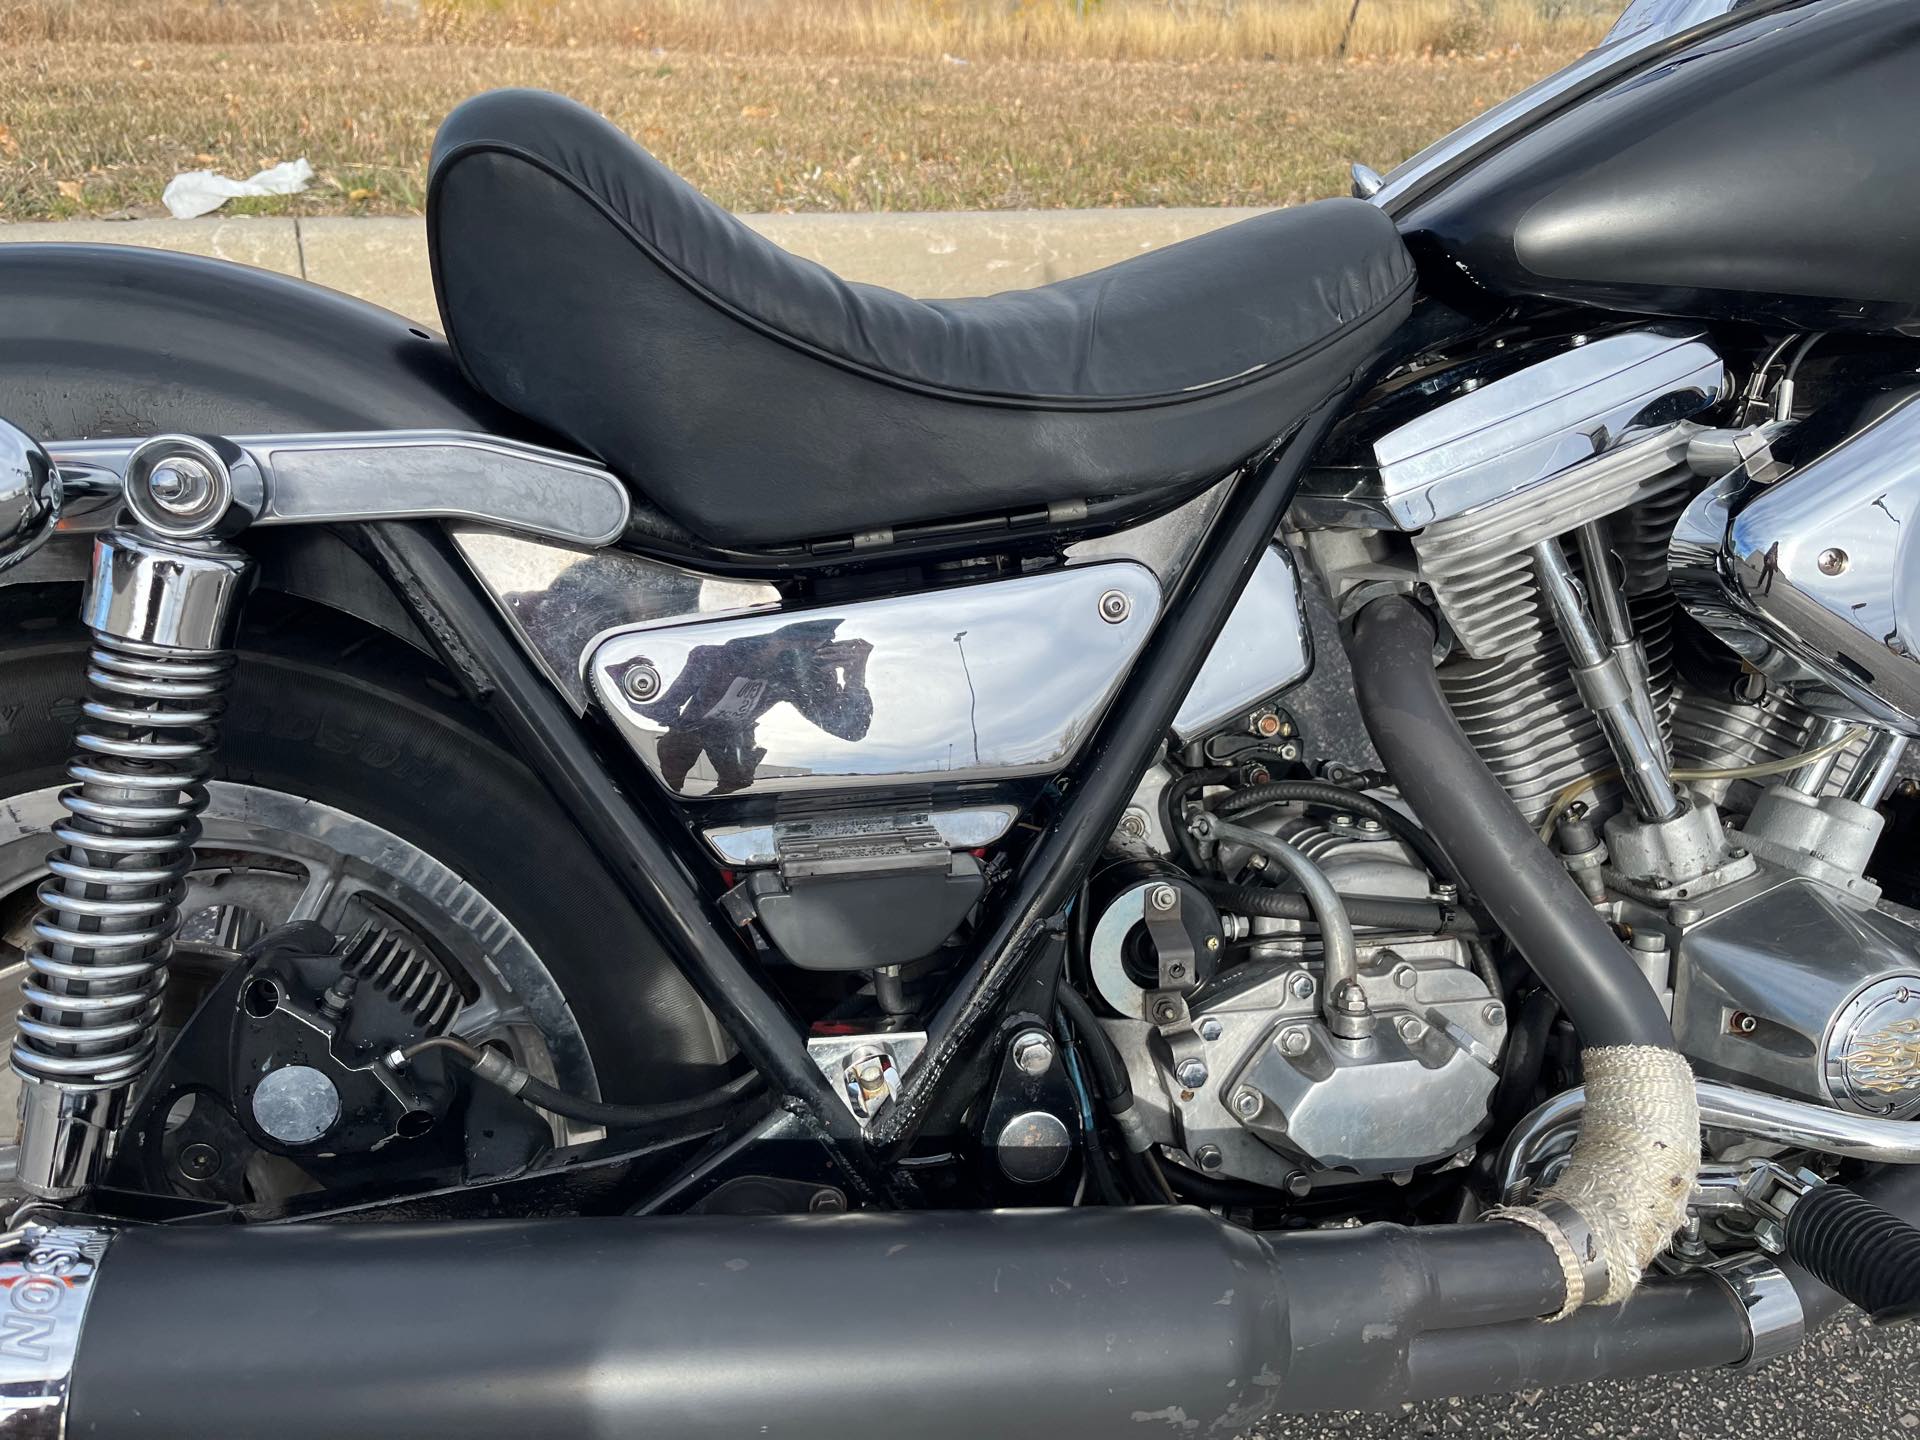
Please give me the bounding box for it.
[589,562,1161,797]
[1672,393,1920,733]
[1294,329,1726,531]
[1170,544,1311,742]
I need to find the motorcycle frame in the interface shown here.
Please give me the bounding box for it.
[334,400,1340,1202]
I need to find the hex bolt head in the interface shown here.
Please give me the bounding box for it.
[1098,589,1132,624]
[1011,1030,1056,1077]
[1232,1087,1263,1119]
[1195,1145,1225,1172]
[1197,1018,1223,1042]
[1175,1057,1210,1089]
[1288,971,1316,1001]
[1152,998,1181,1025]
[1392,963,1418,991]
[1482,1001,1506,1027]
[622,663,663,703]
[1148,883,1179,913]
[1396,1015,1428,1043]
[1279,1027,1311,1058]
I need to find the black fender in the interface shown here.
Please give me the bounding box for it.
[0,242,541,642]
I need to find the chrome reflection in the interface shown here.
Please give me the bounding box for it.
[1171,544,1311,742]
[591,563,1161,797]
[1672,392,1920,733]
[452,525,781,712]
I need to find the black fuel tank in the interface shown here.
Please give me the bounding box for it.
[1399,0,1920,334]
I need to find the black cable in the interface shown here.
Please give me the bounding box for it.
[513,1071,762,1129]
[1055,980,1132,1110]
[406,1036,763,1129]
[1195,879,1478,935]
[1210,779,1460,890]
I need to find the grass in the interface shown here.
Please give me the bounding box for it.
[0,2,1600,220]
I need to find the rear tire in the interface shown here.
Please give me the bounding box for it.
[0,584,728,1107]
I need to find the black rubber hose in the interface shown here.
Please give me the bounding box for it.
[1056,981,1132,1110]
[1348,597,1676,1051]
[1163,765,1234,867]
[1211,779,1460,889]
[1196,879,1478,935]
[1784,1183,1920,1324]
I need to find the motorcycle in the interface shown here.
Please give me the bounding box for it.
[2,0,1919,1433]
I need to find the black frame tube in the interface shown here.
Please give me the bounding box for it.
[869,401,1346,1151]
[360,522,879,1178]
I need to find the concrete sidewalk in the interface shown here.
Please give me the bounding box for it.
[0,209,1271,323]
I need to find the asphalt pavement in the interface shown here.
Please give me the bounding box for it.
[1250,1314,1918,1438]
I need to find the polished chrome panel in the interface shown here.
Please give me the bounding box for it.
[1066,476,1230,591]
[0,416,61,574]
[1171,544,1311,742]
[1296,330,1724,532]
[590,562,1161,798]
[451,525,782,713]
[1369,0,1761,213]
[703,805,1019,868]
[0,1224,113,1437]
[1673,394,1920,733]
[48,429,630,547]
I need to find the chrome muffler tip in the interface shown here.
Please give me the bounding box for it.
[0,415,61,575]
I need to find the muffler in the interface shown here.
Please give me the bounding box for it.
[0,1201,1828,1440]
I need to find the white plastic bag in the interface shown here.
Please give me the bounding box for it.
[162,158,314,220]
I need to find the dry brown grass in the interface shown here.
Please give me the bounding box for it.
[0,1,1595,220]
[3,0,1610,60]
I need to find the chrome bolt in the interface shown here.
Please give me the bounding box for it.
[1205,935,1220,952]
[1335,981,1369,1015]
[1149,883,1179,913]
[1330,813,1355,829]
[1288,971,1315,1001]
[147,455,218,516]
[1175,1058,1209,1089]
[1482,1002,1506,1027]
[1117,807,1150,840]
[1197,1018,1223,1042]
[1396,1015,1428,1043]
[1098,589,1132,624]
[1817,547,1849,576]
[1433,881,1460,904]
[1357,817,1383,834]
[1232,1087,1263,1119]
[1011,1030,1056,1078]
[1195,1145,1225,1172]
[1392,963,1418,991]
[622,663,663,703]
[1279,1027,1311,1057]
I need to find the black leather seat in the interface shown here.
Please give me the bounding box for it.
[428,90,1416,548]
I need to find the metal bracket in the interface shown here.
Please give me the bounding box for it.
[46,429,631,547]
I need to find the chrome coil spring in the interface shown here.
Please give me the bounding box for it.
[12,632,236,1092]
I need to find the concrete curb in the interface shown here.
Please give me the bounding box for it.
[0,209,1274,324]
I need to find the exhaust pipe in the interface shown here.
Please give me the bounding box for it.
[0,1205,1775,1440]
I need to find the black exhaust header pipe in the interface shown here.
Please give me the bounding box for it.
[49,1206,1768,1440]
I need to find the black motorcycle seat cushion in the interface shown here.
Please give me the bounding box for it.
[428,89,1416,547]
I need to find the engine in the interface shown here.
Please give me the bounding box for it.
[1095,325,1920,1198]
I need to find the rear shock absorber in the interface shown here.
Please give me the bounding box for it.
[13,442,255,1200]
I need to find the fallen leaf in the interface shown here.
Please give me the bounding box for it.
[130,56,155,72]
[0,125,18,159]
[347,187,374,203]
[193,153,217,166]
[56,179,84,201]
[739,105,776,119]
